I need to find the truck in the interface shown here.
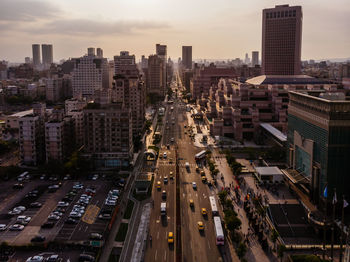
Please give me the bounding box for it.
[161,202,167,216]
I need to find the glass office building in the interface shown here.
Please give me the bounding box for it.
[287,91,350,205]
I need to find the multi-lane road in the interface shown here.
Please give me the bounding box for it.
[145,75,231,262]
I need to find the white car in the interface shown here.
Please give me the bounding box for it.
[171,137,174,142]
[105,200,116,206]
[73,184,83,189]
[26,256,44,262]
[48,214,60,221]
[192,182,197,189]
[0,224,6,231]
[107,196,118,201]
[163,152,167,159]
[15,206,26,211]
[17,216,31,225]
[8,209,22,215]
[57,201,69,207]
[92,174,99,180]
[9,224,24,231]
[52,211,63,217]
[69,212,82,218]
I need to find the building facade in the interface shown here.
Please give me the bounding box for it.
[71,49,111,98]
[252,51,259,67]
[182,46,192,70]
[286,91,350,205]
[45,77,63,102]
[32,44,41,68]
[42,44,53,69]
[83,103,133,168]
[147,55,165,97]
[262,5,302,75]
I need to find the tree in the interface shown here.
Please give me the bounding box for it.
[236,242,247,259]
[277,244,286,262]
[271,229,279,250]
[218,190,228,205]
[225,215,242,232]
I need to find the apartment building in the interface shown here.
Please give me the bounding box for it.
[83,102,133,168]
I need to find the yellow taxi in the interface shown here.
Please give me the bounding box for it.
[168,232,174,244]
[195,166,199,173]
[201,208,207,216]
[200,170,205,176]
[156,181,161,190]
[197,221,204,231]
[201,176,207,182]
[189,199,194,207]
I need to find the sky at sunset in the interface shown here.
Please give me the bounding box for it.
[0,0,349,62]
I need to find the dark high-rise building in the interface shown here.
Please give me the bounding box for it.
[262,5,302,75]
[287,91,350,206]
[42,44,53,68]
[182,46,192,70]
[32,44,41,68]
[252,51,259,67]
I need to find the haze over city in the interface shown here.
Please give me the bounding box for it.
[1,0,350,62]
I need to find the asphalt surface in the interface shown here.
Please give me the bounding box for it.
[145,75,227,262]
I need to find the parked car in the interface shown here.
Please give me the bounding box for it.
[26,256,44,262]
[30,202,42,208]
[13,183,24,189]
[9,224,24,231]
[41,222,55,228]
[57,201,69,207]
[90,233,103,240]
[31,235,46,242]
[0,224,7,231]
[65,218,78,224]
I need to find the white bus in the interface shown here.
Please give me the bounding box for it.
[161,202,167,216]
[209,196,219,216]
[195,150,207,161]
[214,216,224,245]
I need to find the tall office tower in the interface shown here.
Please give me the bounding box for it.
[287,91,350,205]
[32,44,41,68]
[252,51,259,67]
[87,47,95,56]
[114,51,135,75]
[182,46,192,70]
[244,53,250,65]
[147,55,165,97]
[71,48,110,98]
[141,55,148,69]
[262,5,302,75]
[97,48,103,58]
[156,44,167,89]
[42,44,53,69]
[83,102,133,168]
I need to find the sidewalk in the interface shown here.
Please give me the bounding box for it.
[209,149,276,262]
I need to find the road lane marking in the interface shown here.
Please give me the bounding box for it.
[157,231,159,239]
[164,251,167,261]
[155,250,158,260]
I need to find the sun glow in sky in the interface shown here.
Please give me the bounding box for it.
[0,0,349,62]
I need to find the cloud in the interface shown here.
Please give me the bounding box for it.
[0,0,60,21]
[26,18,171,36]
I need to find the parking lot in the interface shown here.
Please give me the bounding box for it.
[0,175,124,246]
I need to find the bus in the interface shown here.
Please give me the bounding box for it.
[209,196,219,216]
[195,150,207,161]
[158,107,165,116]
[213,216,224,245]
[161,202,167,216]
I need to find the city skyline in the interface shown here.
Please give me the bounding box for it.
[0,0,349,62]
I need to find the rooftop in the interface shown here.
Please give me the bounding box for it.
[260,123,287,142]
[255,166,283,175]
[246,75,331,86]
[9,109,33,118]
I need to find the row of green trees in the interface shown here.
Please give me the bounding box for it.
[206,151,220,177]
[223,149,242,176]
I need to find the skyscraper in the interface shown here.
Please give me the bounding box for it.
[252,51,259,67]
[96,48,103,58]
[182,46,192,69]
[148,54,165,97]
[32,44,41,68]
[42,44,53,68]
[156,44,167,90]
[262,5,302,75]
